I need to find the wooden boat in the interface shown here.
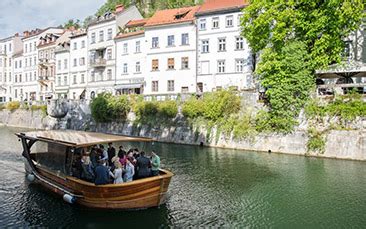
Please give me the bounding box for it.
[16,130,173,209]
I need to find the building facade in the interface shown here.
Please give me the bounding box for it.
[87,5,142,99]
[196,0,253,92]
[0,34,22,102]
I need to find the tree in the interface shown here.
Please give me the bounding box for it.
[63,19,81,29]
[241,0,364,70]
[96,0,131,16]
[241,1,365,133]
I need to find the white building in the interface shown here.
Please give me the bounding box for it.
[68,31,88,99]
[21,27,64,101]
[12,51,24,101]
[54,40,70,98]
[87,5,142,99]
[196,0,253,92]
[115,19,148,94]
[143,6,200,96]
[0,34,23,102]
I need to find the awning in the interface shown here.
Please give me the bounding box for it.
[115,83,142,90]
[316,61,366,79]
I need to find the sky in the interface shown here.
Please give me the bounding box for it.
[0,0,106,38]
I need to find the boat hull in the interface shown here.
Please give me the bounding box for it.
[31,165,173,210]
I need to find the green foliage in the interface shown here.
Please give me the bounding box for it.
[96,0,131,16]
[241,0,364,69]
[63,19,81,29]
[0,104,4,110]
[90,93,130,123]
[134,100,178,124]
[233,113,257,140]
[307,127,326,154]
[256,41,314,133]
[182,96,204,119]
[305,93,366,122]
[6,101,20,111]
[202,90,241,122]
[90,93,112,122]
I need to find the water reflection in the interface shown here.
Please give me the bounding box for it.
[0,126,366,228]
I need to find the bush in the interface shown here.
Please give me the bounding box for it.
[0,104,5,110]
[6,101,20,111]
[134,101,159,118]
[108,95,130,120]
[233,112,257,139]
[202,90,241,121]
[307,127,325,153]
[182,96,204,119]
[90,93,111,122]
[158,100,178,118]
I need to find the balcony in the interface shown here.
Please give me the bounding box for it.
[0,50,6,56]
[90,58,107,68]
[38,76,51,81]
[38,58,50,67]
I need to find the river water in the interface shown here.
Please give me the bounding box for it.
[0,126,366,228]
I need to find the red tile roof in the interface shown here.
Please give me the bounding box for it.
[196,0,247,15]
[115,30,145,40]
[126,18,148,28]
[145,6,200,27]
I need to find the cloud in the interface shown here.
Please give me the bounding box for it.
[0,0,106,38]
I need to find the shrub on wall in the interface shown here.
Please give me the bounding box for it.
[182,96,204,119]
[90,93,112,122]
[6,101,20,111]
[202,90,241,121]
[158,100,178,118]
[108,95,130,120]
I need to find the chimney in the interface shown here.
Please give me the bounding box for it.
[23,31,29,37]
[14,33,19,37]
[115,4,124,13]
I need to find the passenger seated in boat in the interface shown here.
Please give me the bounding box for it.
[124,158,135,182]
[81,153,95,182]
[118,149,127,167]
[89,148,99,168]
[99,144,108,164]
[136,151,151,179]
[150,150,160,176]
[71,153,83,179]
[109,161,124,184]
[107,142,116,166]
[94,159,110,185]
[133,148,140,159]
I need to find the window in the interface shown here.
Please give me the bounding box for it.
[30,43,32,52]
[15,74,17,83]
[25,73,27,82]
[199,19,206,30]
[25,44,28,53]
[64,75,67,85]
[19,74,22,82]
[237,14,243,27]
[236,37,244,50]
[73,42,77,50]
[181,57,189,69]
[107,48,112,60]
[81,40,85,48]
[73,75,77,84]
[99,30,104,42]
[152,81,158,92]
[19,60,22,68]
[123,63,128,74]
[34,56,36,66]
[167,80,174,92]
[34,42,36,51]
[15,61,18,69]
[29,58,32,66]
[58,60,61,70]
[79,57,85,66]
[64,59,68,69]
[25,59,27,67]
[123,43,128,54]
[181,87,189,93]
[97,71,103,81]
[168,35,175,47]
[218,60,225,73]
[14,89,17,99]
[152,37,159,48]
[226,15,233,27]
[202,40,209,53]
[91,33,96,44]
[135,41,141,53]
[91,71,95,82]
[152,59,159,71]
[81,74,85,83]
[212,17,219,29]
[33,71,36,81]
[73,58,77,67]
[107,28,113,40]
[181,33,189,45]
[135,62,141,73]
[218,38,226,51]
[168,58,175,69]
[107,69,112,80]
[236,59,245,72]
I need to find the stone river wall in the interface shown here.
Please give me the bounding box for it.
[0,102,365,161]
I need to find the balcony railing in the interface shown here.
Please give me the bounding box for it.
[38,76,50,81]
[90,58,107,68]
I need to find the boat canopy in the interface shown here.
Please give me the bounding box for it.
[17,130,152,147]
